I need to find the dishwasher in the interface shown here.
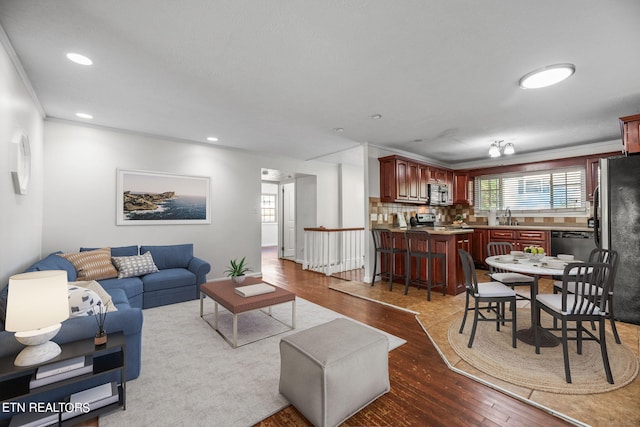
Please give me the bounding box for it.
[550,231,596,261]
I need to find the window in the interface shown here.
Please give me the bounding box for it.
[474,166,586,215]
[261,194,277,223]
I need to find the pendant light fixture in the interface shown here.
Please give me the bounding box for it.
[489,140,515,157]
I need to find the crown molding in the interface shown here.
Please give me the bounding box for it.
[0,23,46,119]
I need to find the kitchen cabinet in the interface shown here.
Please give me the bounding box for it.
[471,228,488,267]
[418,164,430,202]
[429,167,447,183]
[379,156,433,204]
[488,229,550,254]
[585,157,600,201]
[620,114,640,154]
[453,172,470,205]
[380,229,472,295]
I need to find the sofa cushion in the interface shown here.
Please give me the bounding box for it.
[68,285,103,317]
[142,269,196,292]
[108,288,131,310]
[71,281,118,312]
[81,245,139,257]
[99,277,143,304]
[111,252,159,279]
[140,244,193,270]
[25,252,78,281]
[58,248,118,281]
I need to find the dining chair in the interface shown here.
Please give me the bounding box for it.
[552,248,620,344]
[486,242,534,302]
[535,262,614,384]
[404,230,446,300]
[371,229,405,291]
[458,249,517,348]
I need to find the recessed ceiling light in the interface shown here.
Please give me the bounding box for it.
[519,64,575,89]
[332,128,344,132]
[370,114,382,119]
[75,112,93,119]
[206,136,219,142]
[66,53,93,66]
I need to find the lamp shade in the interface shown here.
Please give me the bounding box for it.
[489,143,501,157]
[5,270,69,332]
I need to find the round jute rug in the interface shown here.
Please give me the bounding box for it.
[448,309,639,394]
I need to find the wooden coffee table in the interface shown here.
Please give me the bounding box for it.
[199,278,296,348]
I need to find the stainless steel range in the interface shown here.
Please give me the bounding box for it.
[411,212,436,228]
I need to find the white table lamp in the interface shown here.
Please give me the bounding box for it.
[5,270,69,366]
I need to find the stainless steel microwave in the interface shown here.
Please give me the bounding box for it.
[428,184,448,206]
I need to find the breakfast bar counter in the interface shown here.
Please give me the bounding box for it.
[375,226,473,295]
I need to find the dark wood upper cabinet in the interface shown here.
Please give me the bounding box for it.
[585,157,600,201]
[379,155,441,204]
[620,114,640,154]
[453,172,469,205]
[396,159,409,200]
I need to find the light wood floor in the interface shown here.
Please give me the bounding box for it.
[255,247,572,427]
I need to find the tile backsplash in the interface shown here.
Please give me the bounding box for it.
[369,198,593,228]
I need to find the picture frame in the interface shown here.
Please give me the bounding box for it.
[116,169,211,225]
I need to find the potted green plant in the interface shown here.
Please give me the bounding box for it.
[225,257,252,285]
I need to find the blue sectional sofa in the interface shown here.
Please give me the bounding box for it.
[0,243,210,422]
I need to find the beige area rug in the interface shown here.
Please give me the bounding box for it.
[100,297,405,427]
[449,309,638,394]
[329,280,640,427]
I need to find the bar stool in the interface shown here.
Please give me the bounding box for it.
[404,230,446,300]
[371,229,405,291]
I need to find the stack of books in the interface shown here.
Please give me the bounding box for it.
[29,356,93,389]
[61,382,119,421]
[234,283,276,297]
[8,411,57,427]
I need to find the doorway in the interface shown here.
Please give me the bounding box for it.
[281,182,296,260]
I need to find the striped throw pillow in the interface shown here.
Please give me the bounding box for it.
[58,247,118,281]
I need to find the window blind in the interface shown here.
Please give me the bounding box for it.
[474,166,586,214]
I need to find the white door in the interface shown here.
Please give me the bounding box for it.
[282,182,296,259]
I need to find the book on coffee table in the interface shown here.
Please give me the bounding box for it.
[234,283,276,297]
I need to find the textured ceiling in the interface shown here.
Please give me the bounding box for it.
[1,0,639,167]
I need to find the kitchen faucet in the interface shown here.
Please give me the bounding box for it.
[504,207,512,226]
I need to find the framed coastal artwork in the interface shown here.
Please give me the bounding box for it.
[116,169,211,225]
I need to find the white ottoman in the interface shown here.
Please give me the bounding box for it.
[279,318,390,427]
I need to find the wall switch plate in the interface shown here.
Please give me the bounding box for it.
[370,213,378,221]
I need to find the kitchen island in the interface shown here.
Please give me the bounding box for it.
[375,226,473,295]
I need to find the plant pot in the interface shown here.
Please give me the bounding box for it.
[231,275,246,285]
[94,331,107,346]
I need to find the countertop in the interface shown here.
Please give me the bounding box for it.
[468,224,594,232]
[375,224,594,234]
[376,226,474,235]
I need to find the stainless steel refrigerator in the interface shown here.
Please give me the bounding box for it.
[594,155,640,325]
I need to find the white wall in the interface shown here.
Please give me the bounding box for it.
[261,182,278,247]
[339,163,365,228]
[0,40,44,285]
[42,121,341,279]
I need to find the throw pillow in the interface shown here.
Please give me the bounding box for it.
[58,248,118,281]
[111,252,159,278]
[68,285,103,317]
[71,280,118,312]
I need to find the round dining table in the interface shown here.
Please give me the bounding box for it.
[485,255,571,347]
